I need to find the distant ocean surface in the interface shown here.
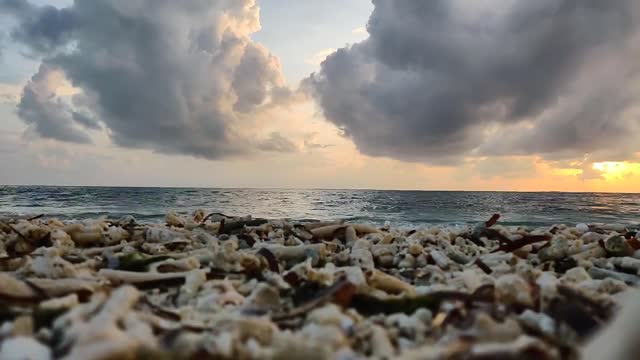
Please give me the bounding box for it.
[0,186,638,228]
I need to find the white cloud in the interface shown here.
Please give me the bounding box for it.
[351,26,366,35]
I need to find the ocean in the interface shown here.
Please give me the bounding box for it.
[0,186,638,228]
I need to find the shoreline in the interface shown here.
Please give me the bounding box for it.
[1,211,639,359]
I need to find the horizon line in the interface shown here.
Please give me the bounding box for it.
[1,183,638,195]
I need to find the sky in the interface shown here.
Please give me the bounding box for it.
[0,0,639,192]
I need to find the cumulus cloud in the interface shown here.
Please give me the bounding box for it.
[306,0,640,164]
[18,64,92,144]
[4,0,295,159]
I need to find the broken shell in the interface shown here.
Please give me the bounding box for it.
[260,244,326,262]
[366,269,416,296]
[145,227,184,243]
[27,249,77,279]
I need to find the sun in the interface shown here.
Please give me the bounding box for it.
[592,162,640,181]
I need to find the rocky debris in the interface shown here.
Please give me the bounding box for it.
[0,212,637,359]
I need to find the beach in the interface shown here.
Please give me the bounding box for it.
[1,211,638,359]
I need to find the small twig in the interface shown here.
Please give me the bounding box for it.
[474,258,493,274]
[27,214,45,221]
[492,235,551,253]
[218,218,226,235]
[485,214,501,227]
[257,247,279,273]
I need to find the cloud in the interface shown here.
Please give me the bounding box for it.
[0,83,21,103]
[4,0,294,159]
[305,48,337,66]
[7,0,75,54]
[467,157,538,180]
[256,132,298,153]
[351,27,367,35]
[579,165,605,181]
[302,132,333,150]
[306,0,640,164]
[17,64,92,144]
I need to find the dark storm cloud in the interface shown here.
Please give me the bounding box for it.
[71,111,101,130]
[0,0,33,16]
[5,0,294,158]
[7,0,75,54]
[306,0,640,164]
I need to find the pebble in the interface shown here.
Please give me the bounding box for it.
[0,337,52,360]
[496,274,533,307]
[576,223,590,233]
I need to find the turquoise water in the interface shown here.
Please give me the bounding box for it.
[0,186,638,228]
